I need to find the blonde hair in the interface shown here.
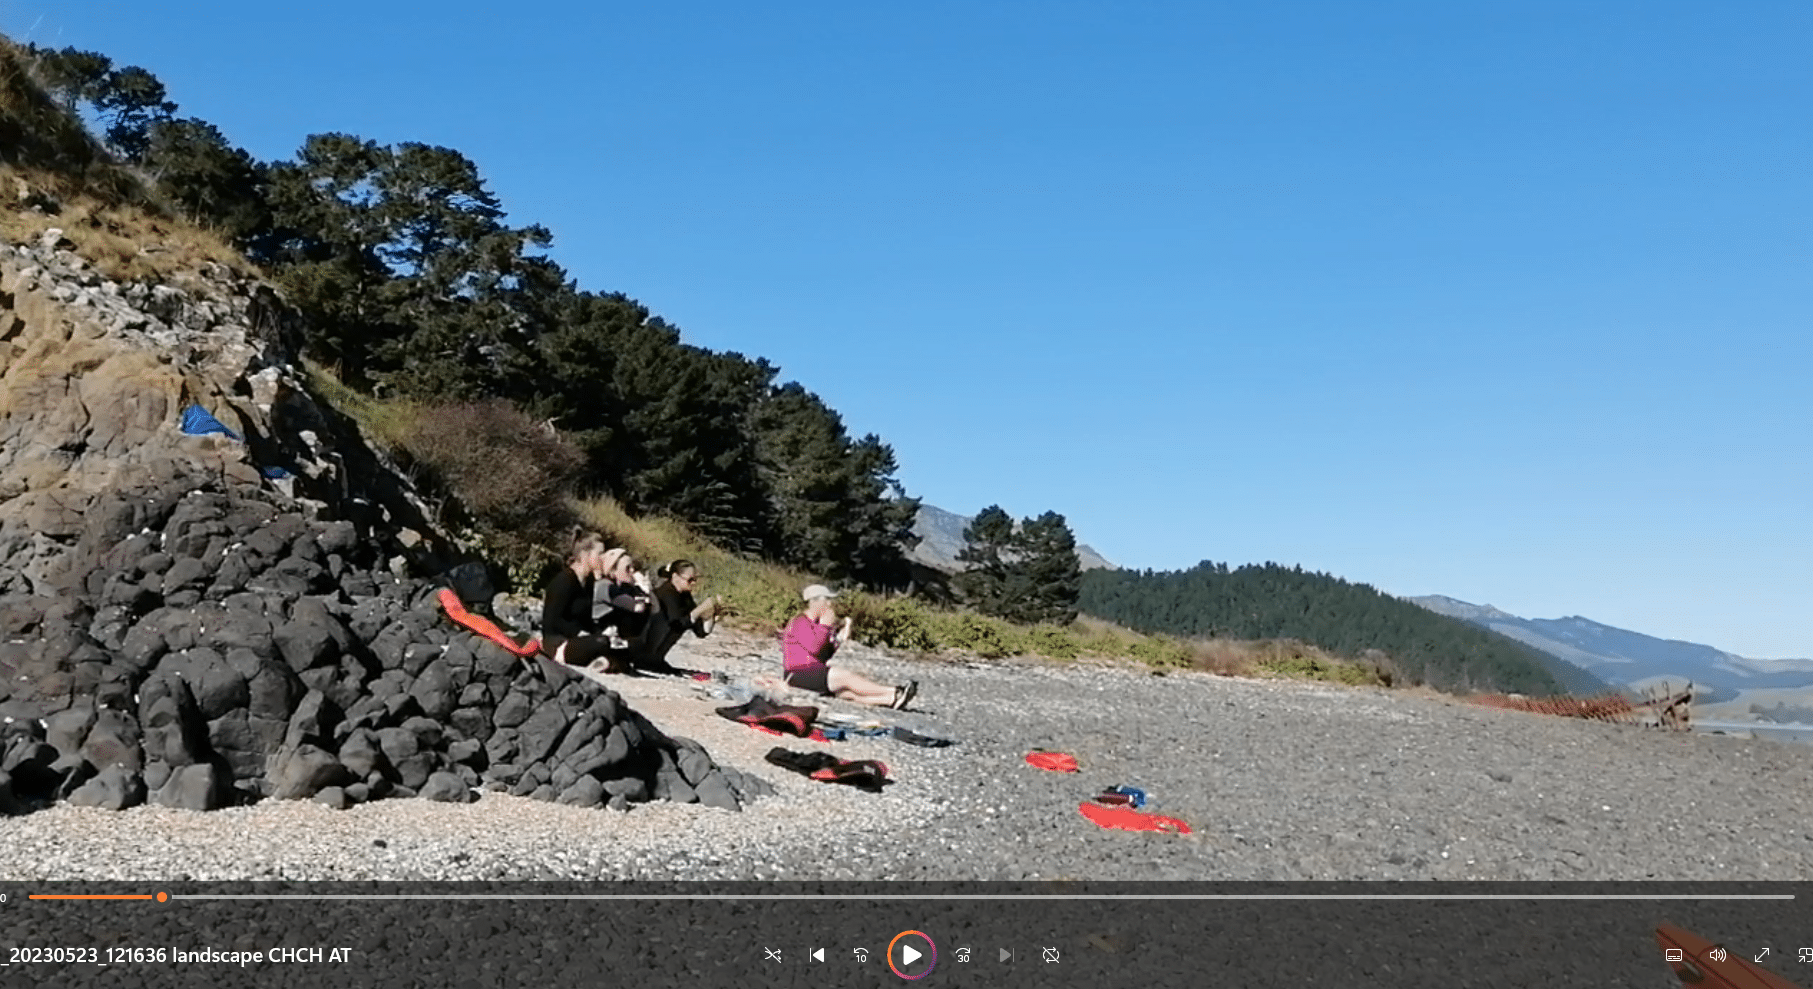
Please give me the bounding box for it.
[568,532,608,564]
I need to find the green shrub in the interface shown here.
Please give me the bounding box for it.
[720,579,800,630]
[1023,624,1081,660]
[1255,644,1385,686]
[931,611,1021,659]
[856,596,939,652]
[1127,637,1193,670]
[1072,628,1132,658]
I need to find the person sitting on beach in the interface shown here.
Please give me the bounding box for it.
[641,559,722,674]
[783,584,918,709]
[600,549,672,674]
[540,533,627,673]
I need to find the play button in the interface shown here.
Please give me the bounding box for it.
[887,930,937,980]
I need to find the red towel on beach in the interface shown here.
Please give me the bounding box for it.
[1025,750,1080,773]
[1077,801,1191,834]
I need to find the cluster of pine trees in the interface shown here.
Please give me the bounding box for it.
[955,506,1082,624]
[21,44,920,588]
[1079,562,1568,694]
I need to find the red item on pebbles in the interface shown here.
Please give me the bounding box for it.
[1077,801,1192,834]
[1024,750,1080,773]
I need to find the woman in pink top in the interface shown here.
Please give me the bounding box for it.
[783,584,919,709]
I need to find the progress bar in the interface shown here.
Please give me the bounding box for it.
[162,894,1793,901]
[28,894,162,901]
[21,892,1792,902]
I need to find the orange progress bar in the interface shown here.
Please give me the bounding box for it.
[29,894,165,901]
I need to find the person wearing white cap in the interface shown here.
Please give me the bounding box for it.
[782,584,918,709]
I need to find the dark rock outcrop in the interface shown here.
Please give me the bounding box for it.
[0,239,766,816]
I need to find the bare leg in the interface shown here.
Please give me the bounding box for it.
[826,667,899,707]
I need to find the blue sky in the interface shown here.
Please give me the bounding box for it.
[5,1,1808,657]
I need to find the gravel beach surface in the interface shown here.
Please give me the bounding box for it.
[4,629,1811,883]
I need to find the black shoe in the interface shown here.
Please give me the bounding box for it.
[893,680,919,710]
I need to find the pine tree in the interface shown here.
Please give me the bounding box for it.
[842,436,922,589]
[23,48,178,161]
[957,507,1081,623]
[91,65,175,160]
[24,46,113,111]
[954,506,1014,613]
[750,384,919,584]
[533,293,772,550]
[260,133,400,383]
[1009,511,1082,624]
[140,118,270,242]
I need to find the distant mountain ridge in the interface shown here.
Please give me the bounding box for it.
[1407,595,1813,709]
[910,503,1117,574]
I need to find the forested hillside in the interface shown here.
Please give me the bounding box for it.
[6,40,920,588]
[1080,562,1571,695]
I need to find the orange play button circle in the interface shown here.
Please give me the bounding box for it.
[888,930,937,980]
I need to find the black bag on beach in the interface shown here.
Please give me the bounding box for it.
[440,561,496,616]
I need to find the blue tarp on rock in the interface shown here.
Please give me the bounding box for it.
[180,404,242,441]
[179,404,291,479]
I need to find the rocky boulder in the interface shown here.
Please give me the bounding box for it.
[0,237,767,816]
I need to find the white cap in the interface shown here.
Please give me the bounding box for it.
[801,584,838,602]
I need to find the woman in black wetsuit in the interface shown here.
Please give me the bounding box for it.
[539,533,627,673]
[641,559,722,674]
[600,550,664,672]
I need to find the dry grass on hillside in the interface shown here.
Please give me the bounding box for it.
[0,36,242,282]
[1189,636,1399,686]
[0,179,243,282]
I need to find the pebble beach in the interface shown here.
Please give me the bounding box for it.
[6,627,1811,884]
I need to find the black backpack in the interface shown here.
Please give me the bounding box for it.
[440,561,496,616]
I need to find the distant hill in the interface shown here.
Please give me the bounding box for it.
[1078,562,1571,696]
[910,503,1117,574]
[1408,596,1813,712]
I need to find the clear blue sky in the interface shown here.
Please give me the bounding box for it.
[5,1,1808,657]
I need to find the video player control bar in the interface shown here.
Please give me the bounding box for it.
[766,935,1071,974]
